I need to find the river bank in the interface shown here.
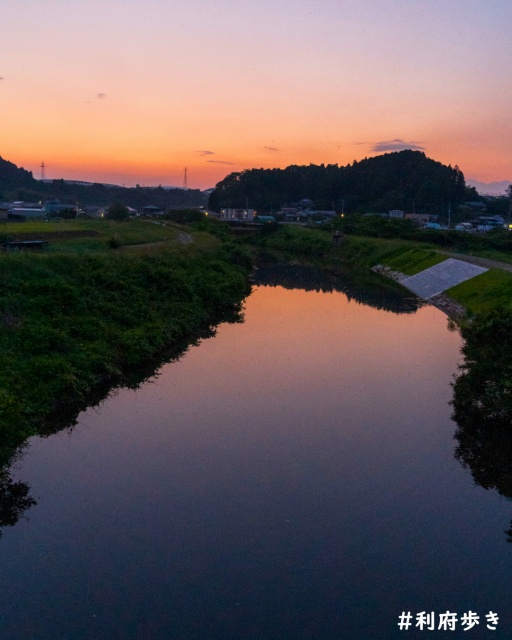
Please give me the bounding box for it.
[241,224,512,333]
[3,219,511,460]
[0,237,251,463]
[4,261,510,640]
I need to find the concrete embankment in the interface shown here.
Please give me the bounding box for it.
[371,260,483,321]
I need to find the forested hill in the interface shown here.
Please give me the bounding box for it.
[0,156,35,191]
[0,156,206,209]
[209,150,477,214]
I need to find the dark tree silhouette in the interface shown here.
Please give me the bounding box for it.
[0,469,36,536]
[451,308,512,541]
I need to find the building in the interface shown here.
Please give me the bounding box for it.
[141,205,165,216]
[44,201,77,217]
[219,208,255,222]
[9,207,46,220]
[404,213,432,225]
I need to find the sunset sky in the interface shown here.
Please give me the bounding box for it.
[2,0,511,190]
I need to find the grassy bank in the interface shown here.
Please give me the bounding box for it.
[0,218,192,252]
[326,233,512,317]
[445,270,512,315]
[0,228,250,455]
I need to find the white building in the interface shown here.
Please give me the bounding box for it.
[219,208,255,222]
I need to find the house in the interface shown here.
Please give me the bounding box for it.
[278,207,299,221]
[219,208,255,222]
[465,201,487,211]
[81,206,104,218]
[141,205,165,216]
[44,201,77,217]
[404,213,431,226]
[9,207,46,221]
[389,210,405,218]
[475,216,504,232]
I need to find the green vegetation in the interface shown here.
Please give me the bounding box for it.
[164,208,206,224]
[446,269,512,315]
[257,224,331,257]
[0,218,190,252]
[0,222,250,458]
[378,247,447,275]
[337,236,437,270]
[341,216,512,254]
[106,203,130,221]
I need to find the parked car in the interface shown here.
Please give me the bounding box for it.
[455,223,473,232]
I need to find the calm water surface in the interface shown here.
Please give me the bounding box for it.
[1,268,511,639]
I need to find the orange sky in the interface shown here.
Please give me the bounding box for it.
[1,1,511,190]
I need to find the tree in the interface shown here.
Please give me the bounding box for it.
[106,203,130,221]
[0,469,36,537]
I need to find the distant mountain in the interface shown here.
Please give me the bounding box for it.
[466,179,511,196]
[0,156,207,209]
[209,150,468,214]
[0,156,37,193]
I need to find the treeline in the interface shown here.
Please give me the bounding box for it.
[340,215,512,253]
[0,156,206,209]
[209,150,477,214]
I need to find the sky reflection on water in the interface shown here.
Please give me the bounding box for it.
[1,272,511,639]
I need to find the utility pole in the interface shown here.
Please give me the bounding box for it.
[183,167,188,190]
[448,203,451,229]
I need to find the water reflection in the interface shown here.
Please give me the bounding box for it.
[0,305,245,538]
[253,264,424,314]
[0,465,36,536]
[451,309,512,541]
[3,265,508,640]
[0,264,423,539]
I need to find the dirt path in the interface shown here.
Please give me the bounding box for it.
[121,231,194,252]
[438,251,512,272]
[178,232,193,244]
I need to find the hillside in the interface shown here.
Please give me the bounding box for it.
[0,156,207,209]
[209,150,477,214]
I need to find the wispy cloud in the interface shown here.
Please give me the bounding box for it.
[207,160,234,165]
[371,138,425,152]
[97,93,106,99]
[264,146,279,151]
[198,150,215,156]
[0,77,4,81]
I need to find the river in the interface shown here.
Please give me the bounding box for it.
[1,266,511,639]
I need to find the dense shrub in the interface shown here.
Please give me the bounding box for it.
[0,248,250,449]
[263,225,330,256]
